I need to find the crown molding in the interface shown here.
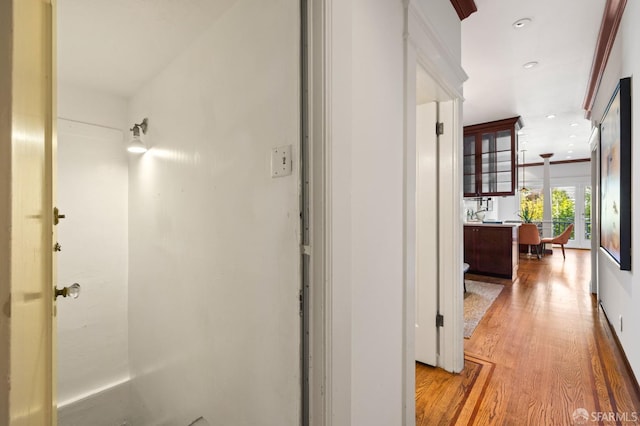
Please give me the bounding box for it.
[450,0,477,21]
[406,1,469,99]
[583,0,627,119]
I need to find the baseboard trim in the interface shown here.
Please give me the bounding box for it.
[598,300,640,404]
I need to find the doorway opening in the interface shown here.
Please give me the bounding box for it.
[407,52,465,420]
[56,2,304,425]
[550,184,592,249]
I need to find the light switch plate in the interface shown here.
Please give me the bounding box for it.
[271,145,292,178]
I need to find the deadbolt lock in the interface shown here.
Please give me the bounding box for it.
[53,207,66,225]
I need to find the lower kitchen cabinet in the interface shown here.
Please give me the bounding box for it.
[464,224,519,279]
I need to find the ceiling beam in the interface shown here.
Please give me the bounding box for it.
[450,0,477,21]
[583,0,627,120]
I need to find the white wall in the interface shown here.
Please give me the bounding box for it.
[350,1,405,423]
[56,84,130,417]
[126,1,301,425]
[416,0,461,63]
[591,1,640,382]
[524,161,591,186]
[58,82,128,131]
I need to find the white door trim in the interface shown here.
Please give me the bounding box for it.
[590,127,599,294]
[308,0,353,424]
[548,179,592,249]
[405,1,467,100]
[403,2,467,424]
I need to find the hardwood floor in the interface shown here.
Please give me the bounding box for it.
[416,249,640,425]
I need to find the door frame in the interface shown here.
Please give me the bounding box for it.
[590,127,599,294]
[404,1,467,423]
[307,1,468,424]
[549,179,592,249]
[571,183,592,249]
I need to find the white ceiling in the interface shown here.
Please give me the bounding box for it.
[57,0,238,97]
[58,0,606,162]
[462,0,605,162]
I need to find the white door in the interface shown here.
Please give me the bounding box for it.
[415,101,438,366]
[580,185,593,249]
[1,0,57,423]
[551,184,591,249]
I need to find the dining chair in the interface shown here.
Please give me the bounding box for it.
[541,223,574,259]
[518,223,542,259]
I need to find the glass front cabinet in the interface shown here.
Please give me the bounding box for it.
[463,116,523,197]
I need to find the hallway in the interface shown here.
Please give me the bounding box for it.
[416,249,640,425]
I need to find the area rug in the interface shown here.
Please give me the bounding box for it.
[464,280,504,338]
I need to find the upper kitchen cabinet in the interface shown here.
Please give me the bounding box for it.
[463,116,523,197]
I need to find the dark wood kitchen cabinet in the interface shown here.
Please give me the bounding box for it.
[464,116,523,197]
[464,224,519,279]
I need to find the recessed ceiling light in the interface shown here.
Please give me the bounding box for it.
[568,143,574,147]
[546,114,556,119]
[569,134,576,138]
[513,18,532,29]
[568,150,573,154]
[570,123,579,127]
[523,61,539,69]
[567,156,573,159]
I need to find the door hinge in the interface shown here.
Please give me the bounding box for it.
[436,122,444,136]
[299,289,304,316]
[436,313,444,327]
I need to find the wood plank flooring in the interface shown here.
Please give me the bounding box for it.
[416,249,640,425]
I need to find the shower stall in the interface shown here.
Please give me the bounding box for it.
[56,1,302,424]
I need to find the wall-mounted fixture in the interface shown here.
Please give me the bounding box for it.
[128,118,148,153]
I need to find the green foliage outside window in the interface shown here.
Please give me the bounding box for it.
[520,190,544,222]
[584,187,592,239]
[551,189,574,227]
[520,188,578,238]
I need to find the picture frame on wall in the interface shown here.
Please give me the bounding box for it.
[599,77,632,271]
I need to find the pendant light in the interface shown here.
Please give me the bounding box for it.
[520,149,530,193]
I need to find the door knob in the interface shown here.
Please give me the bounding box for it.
[55,283,81,300]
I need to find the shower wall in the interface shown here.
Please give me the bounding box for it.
[126,0,301,424]
[57,83,131,425]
